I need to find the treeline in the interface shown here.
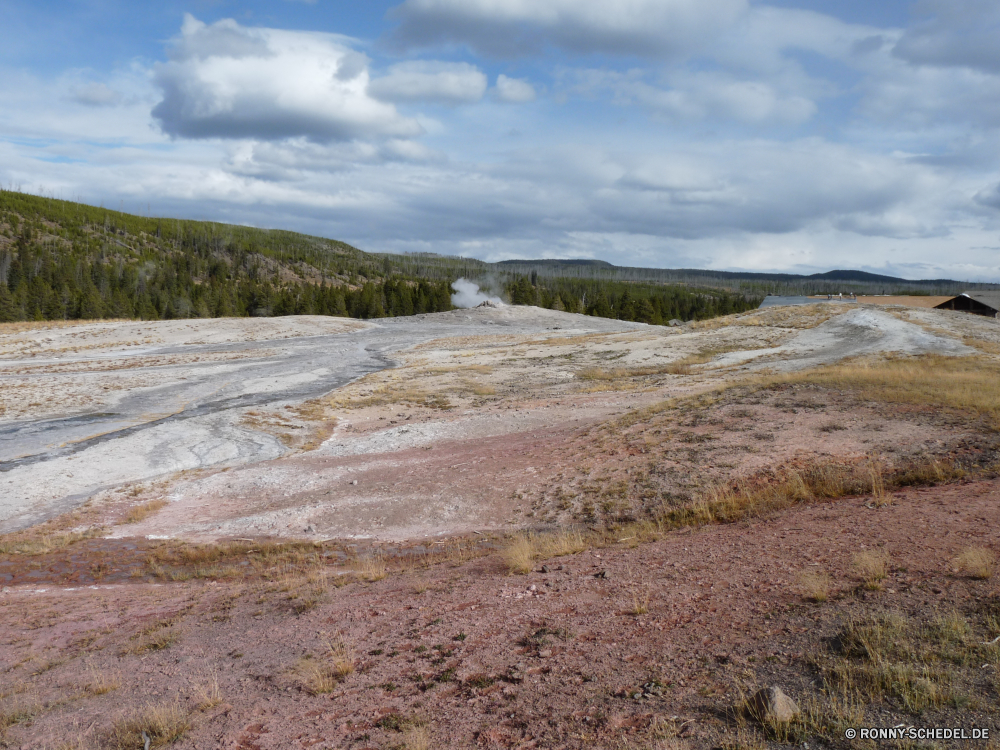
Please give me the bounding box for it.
[496,260,996,297]
[506,273,757,323]
[0,191,452,322]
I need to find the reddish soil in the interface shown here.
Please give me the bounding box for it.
[2,481,997,749]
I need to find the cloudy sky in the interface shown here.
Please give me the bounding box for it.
[2,0,1000,279]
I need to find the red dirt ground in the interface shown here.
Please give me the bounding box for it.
[2,480,997,749]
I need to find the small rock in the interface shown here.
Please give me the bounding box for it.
[746,686,800,724]
[304,525,315,533]
[593,569,609,579]
[538,649,553,658]
[350,479,358,486]
[539,565,550,573]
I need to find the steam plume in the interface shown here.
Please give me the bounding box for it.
[451,278,504,308]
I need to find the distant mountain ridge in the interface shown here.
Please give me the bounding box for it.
[496,260,986,289]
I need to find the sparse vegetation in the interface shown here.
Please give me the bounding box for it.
[193,671,223,710]
[796,570,832,602]
[762,354,1000,428]
[85,665,121,695]
[121,499,169,524]
[502,530,588,574]
[955,546,996,580]
[355,553,388,582]
[852,550,890,590]
[291,656,338,695]
[107,702,191,749]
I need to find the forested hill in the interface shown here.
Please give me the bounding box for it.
[0,191,757,325]
[0,191,454,322]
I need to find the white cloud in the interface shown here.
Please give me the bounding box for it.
[151,14,421,142]
[387,0,747,57]
[368,61,487,104]
[493,74,536,103]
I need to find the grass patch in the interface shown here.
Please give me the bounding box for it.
[354,553,388,582]
[955,546,996,580]
[290,635,355,694]
[763,354,1000,427]
[85,665,121,696]
[797,570,832,602]
[502,530,587,574]
[852,550,890,590]
[107,702,191,748]
[0,526,104,556]
[121,499,169,524]
[0,693,40,735]
[122,626,179,656]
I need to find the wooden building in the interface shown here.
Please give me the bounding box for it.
[934,292,1000,317]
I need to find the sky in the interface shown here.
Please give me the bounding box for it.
[2,1,1000,280]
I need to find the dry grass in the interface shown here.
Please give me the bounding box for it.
[0,693,40,735]
[763,354,1000,427]
[402,726,431,750]
[85,665,120,695]
[867,455,890,506]
[797,570,832,602]
[955,546,996,580]
[814,611,973,714]
[107,702,191,749]
[630,588,651,616]
[121,499,169,525]
[192,670,222,711]
[355,553,388,582]
[502,530,588,574]
[121,627,179,656]
[291,657,337,695]
[852,550,890,590]
[291,636,355,694]
[328,634,355,679]
[0,526,104,556]
[502,534,536,574]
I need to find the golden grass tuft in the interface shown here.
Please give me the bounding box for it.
[121,499,169,524]
[797,570,832,602]
[955,546,996,580]
[867,455,890,506]
[107,702,191,749]
[85,665,121,696]
[291,635,355,694]
[292,657,337,695]
[502,534,537,575]
[852,550,890,590]
[354,553,388,582]
[502,530,588,574]
[403,726,432,750]
[193,670,223,710]
[328,634,355,679]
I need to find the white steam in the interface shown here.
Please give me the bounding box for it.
[450,278,505,308]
